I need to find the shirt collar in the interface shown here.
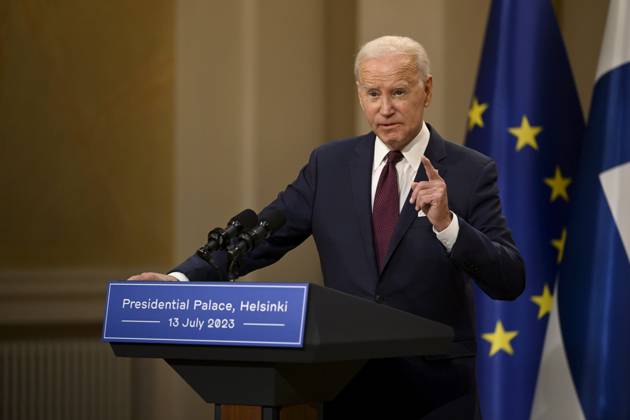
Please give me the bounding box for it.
[373,121,430,172]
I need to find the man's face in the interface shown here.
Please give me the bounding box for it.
[356,54,432,150]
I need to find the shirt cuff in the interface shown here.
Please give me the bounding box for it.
[168,271,190,282]
[433,212,459,253]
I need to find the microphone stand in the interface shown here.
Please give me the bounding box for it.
[226,226,261,281]
[196,229,230,282]
[227,258,240,282]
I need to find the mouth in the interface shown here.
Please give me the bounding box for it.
[378,123,401,129]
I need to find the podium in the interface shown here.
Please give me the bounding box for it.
[109,284,458,419]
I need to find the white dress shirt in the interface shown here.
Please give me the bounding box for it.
[372,122,459,252]
[172,122,459,281]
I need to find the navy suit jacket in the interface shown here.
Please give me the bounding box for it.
[174,125,525,418]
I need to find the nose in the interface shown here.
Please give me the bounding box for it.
[379,96,395,117]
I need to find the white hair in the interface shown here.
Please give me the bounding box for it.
[354,35,431,83]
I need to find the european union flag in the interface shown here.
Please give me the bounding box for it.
[464,1,584,419]
[556,0,630,418]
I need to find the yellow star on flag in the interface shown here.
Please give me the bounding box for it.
[468,97,488,130]
[544,166,572,202]
[508,115,543,151]
[482,320,519,356]
[551,228,567,264]
[531,284,554,319]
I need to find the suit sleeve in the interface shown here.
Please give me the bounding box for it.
[450,160,525,300]
[170,150,318,281]
[233,149,318,276]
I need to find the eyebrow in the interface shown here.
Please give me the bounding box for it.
[359,81,412,90]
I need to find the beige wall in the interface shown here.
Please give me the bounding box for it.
[0,0,175,334]
[0,0,174,270]
[0,0,609,419]
[176,0,328,284]
[556,0,609,115]
[175,0,358,285]
[0,1,177,419]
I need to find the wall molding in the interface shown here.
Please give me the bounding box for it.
[0,268,156,325]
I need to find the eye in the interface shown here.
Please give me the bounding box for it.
[393,88,407,97]
[366,89,380,98]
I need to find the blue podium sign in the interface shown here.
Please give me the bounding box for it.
[102,282,309,348]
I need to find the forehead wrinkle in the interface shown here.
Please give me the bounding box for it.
[358,56,420,87]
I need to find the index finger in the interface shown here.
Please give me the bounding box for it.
[421,155,440,180]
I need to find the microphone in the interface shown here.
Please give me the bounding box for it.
[196,209,258,262]
[227,208,286,262]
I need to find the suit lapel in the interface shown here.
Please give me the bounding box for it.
[380,125,448,274]
[349,133,380,279]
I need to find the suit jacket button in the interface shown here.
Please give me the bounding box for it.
[375,294,384,303]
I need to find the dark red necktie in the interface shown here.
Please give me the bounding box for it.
[372,150,403,272]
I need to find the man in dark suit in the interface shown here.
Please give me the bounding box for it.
[131,35,524,419]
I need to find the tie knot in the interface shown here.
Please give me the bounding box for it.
[386,150,403,165]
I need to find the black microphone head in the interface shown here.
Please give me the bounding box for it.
[258,208,286,232]
[226,208,285,267]
[229,209,258,230]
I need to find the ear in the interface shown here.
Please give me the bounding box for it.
[423,75,433,106]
